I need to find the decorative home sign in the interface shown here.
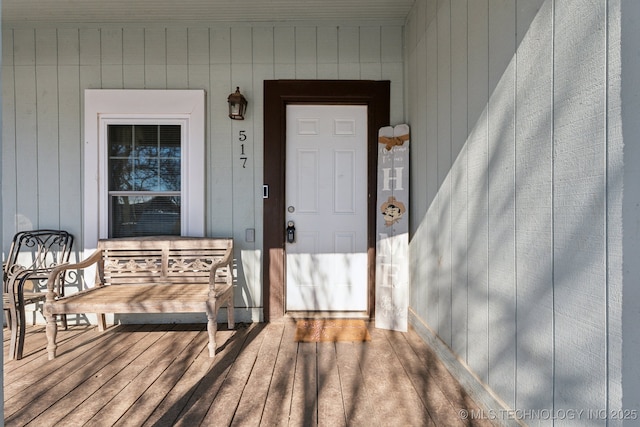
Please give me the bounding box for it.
[375,124,410,332]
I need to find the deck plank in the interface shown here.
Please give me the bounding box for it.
[4,325,97,397]
[230,321,284,426]
[171,323,264,426]
[289,341,318,426]
[3,321,497,427]
[317,343,347,427]
[199,322,269,426]
[140,325,246,427]
[12,328,168,426]
[383,328,470,426]
[402,326,496,427]
[80,325,203,426]
[5,325,154,425]
[260,320,299,425]
[334,341,378,427]
[357,327,436,426]
[110,324,209,426]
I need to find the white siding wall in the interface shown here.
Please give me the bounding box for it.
[406,0,632,424]
[2,23,404,322]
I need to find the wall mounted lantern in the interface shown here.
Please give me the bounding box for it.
[227,87,248,120]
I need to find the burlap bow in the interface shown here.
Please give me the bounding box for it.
[378,133,410,151]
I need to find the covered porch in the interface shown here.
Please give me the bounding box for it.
[4,321,493,426]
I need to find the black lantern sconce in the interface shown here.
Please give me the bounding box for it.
[227,87,248,120]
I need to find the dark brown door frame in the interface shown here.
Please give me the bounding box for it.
[263,80,390,321]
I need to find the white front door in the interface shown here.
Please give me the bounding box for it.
[285,105,368,311]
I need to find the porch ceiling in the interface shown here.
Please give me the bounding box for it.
[2,0,415,25]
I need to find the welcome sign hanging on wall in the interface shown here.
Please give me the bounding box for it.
[375,124,410,332]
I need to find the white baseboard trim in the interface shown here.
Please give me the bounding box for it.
[408,308,523,427]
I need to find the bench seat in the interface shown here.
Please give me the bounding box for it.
[48,283,232,313]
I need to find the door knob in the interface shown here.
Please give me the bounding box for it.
[286,221,296,243]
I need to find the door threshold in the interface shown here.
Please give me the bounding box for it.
[285,311,371,320]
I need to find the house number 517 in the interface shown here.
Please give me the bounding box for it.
[239,130,248,168]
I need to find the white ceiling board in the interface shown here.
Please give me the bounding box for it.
[3,0,415,25]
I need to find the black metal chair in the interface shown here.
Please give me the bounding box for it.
[3,230,74,360]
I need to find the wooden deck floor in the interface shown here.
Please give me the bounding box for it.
[4,321,495,426]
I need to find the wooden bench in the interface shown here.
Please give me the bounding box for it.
[43,236,234,360]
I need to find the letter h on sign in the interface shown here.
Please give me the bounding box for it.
[381,167,404,191]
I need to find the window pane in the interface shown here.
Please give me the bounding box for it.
[110,195,181,237]
[160,125,181,157]
[134,158,159,191]
[109,159,134,191]
[159,159,181,191]
[108,125,133,157]
[135,125,158,157]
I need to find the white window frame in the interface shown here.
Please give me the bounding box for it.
[84,90,205,256]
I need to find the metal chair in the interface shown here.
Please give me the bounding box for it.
[3,230,74,360]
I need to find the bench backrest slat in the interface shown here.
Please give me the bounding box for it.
[97,237,232,286]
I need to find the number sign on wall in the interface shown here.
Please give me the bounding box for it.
[238,130,248,168]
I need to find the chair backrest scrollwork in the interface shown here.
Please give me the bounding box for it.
[3,230,74,293]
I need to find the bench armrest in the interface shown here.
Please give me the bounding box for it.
[208,243,234,289]
[46,249,103,301]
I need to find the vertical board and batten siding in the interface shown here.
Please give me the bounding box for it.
[449,0,469,362]
[487,0,517,407]
[620,0,640,413]
[406,0,625,423]
[465,0,491,391]
[2,23,404,322]
[553,0,608,418]
[514,0,554,416]
[436,0,453,347]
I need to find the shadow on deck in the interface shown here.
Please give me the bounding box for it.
[4,321,496,426]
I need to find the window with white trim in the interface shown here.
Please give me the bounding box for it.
[84,90,205,252]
